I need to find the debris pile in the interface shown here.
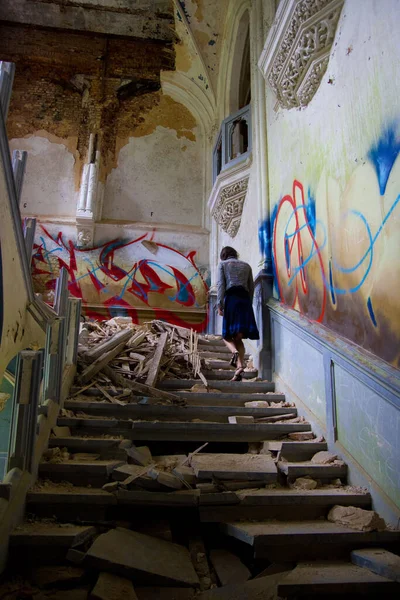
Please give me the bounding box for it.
[76,318,206,401]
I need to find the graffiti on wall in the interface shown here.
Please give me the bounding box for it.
[32,228,209,331]
[265,123,400,366]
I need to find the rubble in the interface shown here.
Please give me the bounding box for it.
[75,320,206,399]
[311,451,338,464]
[327,506,386,531]
[292,477,318,490]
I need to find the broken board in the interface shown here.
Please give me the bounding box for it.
[191,454,277,482]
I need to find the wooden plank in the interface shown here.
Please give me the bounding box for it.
[351,548,400,582]
[85,328,133,361]
[192,454,277,481]
[63,401,297,422]
[278,561,400,596]
[220,520,400,550]
[10,524,96,547]
[129,422,312,442]
[102,365,180,403]
[79,341,128,384]
[159,380,274,393]
[278,461,347,480]
[146,332,168,387]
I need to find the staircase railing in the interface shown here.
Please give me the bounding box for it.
[0,60,80,495]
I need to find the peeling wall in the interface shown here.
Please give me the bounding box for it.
[104,94,203,226]
[264,0,400,366]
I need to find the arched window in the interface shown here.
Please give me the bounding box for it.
[213,10,252,183]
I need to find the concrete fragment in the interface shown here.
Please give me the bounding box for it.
[84,527,199,587]
[90,572,138,600]
[126,445,152,466]
[244,401,269,408]
[327,506,386,531]
[102,481,120,493]
[351,548,400,582]
[292,477,318,490]
[228,416,255,424]
[148,468,183,490]
[30,565,85,588]
[118,439,133,450]
[53,426,72,437]
[197,572,288,599]
[288,432,314,441]
[172,465,197,485]
[72,453,101,462]
[311,451,338,464]
[209,549,251,586]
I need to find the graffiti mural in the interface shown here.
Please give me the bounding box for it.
[32,227,209,331]
[269,124,400,366]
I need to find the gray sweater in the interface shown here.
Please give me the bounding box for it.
[217,258,255,309]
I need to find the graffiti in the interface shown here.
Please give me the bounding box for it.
[32,228,209,331]
[269,123,400,365]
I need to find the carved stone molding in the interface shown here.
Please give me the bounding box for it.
[208,155,252,238]
[258,0,344,109]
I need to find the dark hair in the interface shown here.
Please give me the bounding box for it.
[220,246,238,261]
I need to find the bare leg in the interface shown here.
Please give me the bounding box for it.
[223,338,237,354]
[234,333,245,370]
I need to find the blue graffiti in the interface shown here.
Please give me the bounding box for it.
[367,297,377,327]
[368,122,400,195]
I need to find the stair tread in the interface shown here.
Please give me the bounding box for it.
[10,523,96,546]
[221,520,400,545]
[278,560,400,591]
[192,453,277,481]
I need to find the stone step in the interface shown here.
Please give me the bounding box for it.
[55,420,311,442]
[277,441,328,461]
[199,488,372,522]
[48,436,127,457]
[9,523,97,548]
[159,380,274,393]
[64,400,297,423]
[278,460,348,481]
[175,392,286,405]
[198,338,225,347]
[278,561,400,597]
[38,459,124,487]
[198,344,232,353]
[220,520,400,560]
[191,453,277,483]
[200,352,250,360]
[204,361,236,370]
[203,370,258,380]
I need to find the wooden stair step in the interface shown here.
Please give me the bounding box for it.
[278,561,400,596]
[159,380,274,393]
[200,352,250,360]
[278,461,348,480]
[220,520,400,559]
[27,487,117,506]
[38,460,124,486]
[49,436,126,456]
[191,453,277,482]
[10,523,96,547]
[64,401,297,423]
[278,441,328,461]
[202,370,258,381]
[175,392,286,405]
[200,488,372,522]
[127,422,311,442]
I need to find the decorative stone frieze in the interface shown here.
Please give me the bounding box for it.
[258,0,344,109]
[208,154,252,238]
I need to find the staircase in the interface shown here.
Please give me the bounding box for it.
[6,336,400,598]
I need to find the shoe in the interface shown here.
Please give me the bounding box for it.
[231,368,244,382]
[230,352,239,367]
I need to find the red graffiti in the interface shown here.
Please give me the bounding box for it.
[273,179,327,323]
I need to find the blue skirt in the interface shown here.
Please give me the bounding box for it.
[222,286,260,341]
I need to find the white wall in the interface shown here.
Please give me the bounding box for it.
[103,125,204,227]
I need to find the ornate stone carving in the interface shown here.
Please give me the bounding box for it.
[212,176,249,238]
[258,0,344,109]
[76,227,93,249]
